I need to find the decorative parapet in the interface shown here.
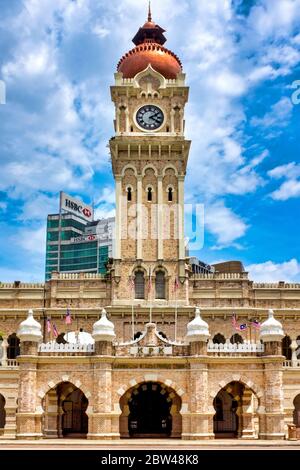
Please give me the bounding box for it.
[0,359,19,368]
[207,340,264,355]
[254,282,300,289]
[192,272,249,280]
[38,341,94,354]
[50,272,107,280]
[0,282,44,288]
[283,360,300,368]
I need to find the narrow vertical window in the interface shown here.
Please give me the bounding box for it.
[168,187,173,202]
[155,271,166,299]
[135,272,145,299]
[147,187,152,202]
[127,187,132,202]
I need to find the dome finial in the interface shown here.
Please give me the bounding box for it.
[148,1,152,22]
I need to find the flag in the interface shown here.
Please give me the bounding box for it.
[65,307,72,325]
[232,314,247,331]
[52,323,59,338]
[173,276,179,293]
[251,319,261,330]
[128,276,135,292]
[232,314,238,329]
[46,318,52,334]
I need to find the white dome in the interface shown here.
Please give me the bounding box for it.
[260,309,284,342]
[92,308,116,342]
[17,309,42,343]
[186,307,210,343]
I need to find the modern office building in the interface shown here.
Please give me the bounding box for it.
[45,198,114,280]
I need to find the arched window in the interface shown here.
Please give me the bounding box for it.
[230,333,243,344]
[56,333,67,344]
[155,271,166,299]
[213,333,226,344]
[135,272,145,300]
[134,331,143,340]
[168,187,173,202]
[147,187,152,202]
[7,333,20,359]
[158,331,168,340]
[282,335,292,360]
[127,187,132,202]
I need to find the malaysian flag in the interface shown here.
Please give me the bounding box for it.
[128,276,135,292]
[173,276,179,293]
[251,319,261,330]
[232,314,247,331]
[46,318,52,334]
[52,323,59,338]
[65,307,72,325]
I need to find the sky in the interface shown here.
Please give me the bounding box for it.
[0,0,299,283]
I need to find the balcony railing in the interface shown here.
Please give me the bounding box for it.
[38,341,94,353]
[0,359,19,368]
[283,360,300,368]
[207,340,264,355]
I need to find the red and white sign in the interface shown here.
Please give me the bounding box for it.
[60,192,93,222]
[71,234,97,244]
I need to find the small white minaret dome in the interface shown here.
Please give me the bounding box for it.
[17,309,42,342]
[92,308,116,342]
[186,307,210,343]
[260,309,284,342]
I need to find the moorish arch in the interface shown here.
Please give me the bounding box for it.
[119,381,182,439]
[212,378,262,439]
[118,376,186,439]
[40,378,92,439]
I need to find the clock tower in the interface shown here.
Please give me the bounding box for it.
[110,6,191,307]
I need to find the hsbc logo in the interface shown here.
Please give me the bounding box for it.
[83,208,92,218]
[62,195,93,221]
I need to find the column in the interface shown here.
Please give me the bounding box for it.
[182,363,214,440]
[157,176,163,260]
[115,176,122,260]
[178,176,185,260]
[137,175,143,260]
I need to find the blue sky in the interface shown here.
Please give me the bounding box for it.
[0,0,300,282]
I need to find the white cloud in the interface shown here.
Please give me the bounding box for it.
[246,259,300,282]
[205,201,248,248]
[251,97,293,129]
[268,162,300,180]
[18,194,58,221]
[14,225,46,255]
[268,162,300,200]
[270,179,300,201]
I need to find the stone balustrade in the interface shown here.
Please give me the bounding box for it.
[207,340,264,355]
[38,341,94,353]
[283,360,300,368]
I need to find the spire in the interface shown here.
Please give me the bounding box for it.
[148,1,152,22]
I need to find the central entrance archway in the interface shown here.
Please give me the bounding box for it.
[120,382,182,439]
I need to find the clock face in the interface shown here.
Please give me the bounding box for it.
[136,105,164,131]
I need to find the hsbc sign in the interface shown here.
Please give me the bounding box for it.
[60,192,93,222]
[71,235,97,244]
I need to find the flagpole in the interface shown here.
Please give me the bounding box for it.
[175,289,178,342]
[149,268,152,324]
[131,300,135,340]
